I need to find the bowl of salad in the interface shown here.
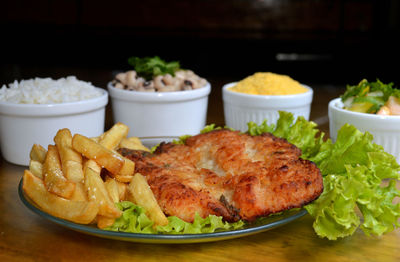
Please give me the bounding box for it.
[329,79,400,163]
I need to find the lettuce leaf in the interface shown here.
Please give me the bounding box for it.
[106,201,244,234]
[264,113,400,240]
[247,112,327,159]
[247,120,275,136]
[306,127,400,239]
[247,112,400,240]
[106,201,156,233]
[157,213,244,234]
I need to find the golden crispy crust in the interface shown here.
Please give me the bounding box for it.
[120,130,323,222]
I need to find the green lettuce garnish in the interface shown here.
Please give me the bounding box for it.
[107,111,400,239]
[247,112,326,159]
[106,201,244,234]
[250,111,400,240]
[304,124,400,240]
[106,201,156,233]
[157,213,244,234]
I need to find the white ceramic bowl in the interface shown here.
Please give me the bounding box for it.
[222,82,313,132]
[0,88,108,166]
[107,82,211,137]
[329,98,400,163]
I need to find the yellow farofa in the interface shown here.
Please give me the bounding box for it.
[229,72,308,95]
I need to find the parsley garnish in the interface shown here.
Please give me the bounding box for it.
[127,56,180,80]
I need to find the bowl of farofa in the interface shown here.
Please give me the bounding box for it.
[107,56,211,137]
[222,72,313,131]
[0,76,108,166]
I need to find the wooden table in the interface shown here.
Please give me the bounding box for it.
[1,83,399,262]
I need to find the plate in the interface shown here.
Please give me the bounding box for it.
[18,136,307,244]
[18,180,307,244]
[139,136,180,148]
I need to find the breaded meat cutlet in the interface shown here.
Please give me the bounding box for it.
[119,129,323,222]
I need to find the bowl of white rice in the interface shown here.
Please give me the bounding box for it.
[0,76,108,165]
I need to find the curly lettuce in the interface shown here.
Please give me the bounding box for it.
[106,201,155,233]
[250,111,400,240]
[305,124,400,239]
[106,201,244,234]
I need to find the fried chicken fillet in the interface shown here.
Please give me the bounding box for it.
[120,130,323,223]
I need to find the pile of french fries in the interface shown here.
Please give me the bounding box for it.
[22,123,168,229]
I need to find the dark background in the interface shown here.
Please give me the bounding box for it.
[1,0,400,92]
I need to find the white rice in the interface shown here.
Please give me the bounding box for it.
[0,76,103,104]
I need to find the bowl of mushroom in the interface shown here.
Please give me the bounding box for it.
[107,56,211,137]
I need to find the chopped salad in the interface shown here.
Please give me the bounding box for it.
[341,79,400,115]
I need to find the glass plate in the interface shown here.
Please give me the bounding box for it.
[18,136,307,244]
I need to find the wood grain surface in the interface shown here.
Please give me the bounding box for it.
[1,84,399,262]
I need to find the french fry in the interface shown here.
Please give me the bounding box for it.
[84,165,122,218]
[115,158,135,178]
[104,177,120,203]
[70,182,87,202]
[23,170,98,224]
[96,124,135,180]
[23,124,155,228]
[114,174,135,183]
[82,159,112,203]
[72,134,124,175]
[91,136,100,143]
[43,145,75,199]
[96,216,116,229]
[83,159,102,174]
[54,129,84,183]
[128,173,168,226]
[29,160,43,179]
[118,137,150,152]
[116,180,128,201]
[29,144,47,163]
[99,122,129,150]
